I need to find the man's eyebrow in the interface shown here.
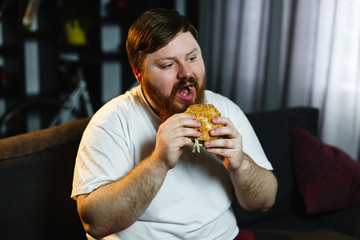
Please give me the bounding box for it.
[156,48,200,61]
[187,48,199,55]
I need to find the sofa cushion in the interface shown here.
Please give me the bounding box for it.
[234,116,293,225]
[247,212,359,240]
[290,126,360,214]
[234,107,319,225]
[317,204,360,237]
[0,118,90,240]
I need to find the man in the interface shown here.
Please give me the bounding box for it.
[72,8,278,240]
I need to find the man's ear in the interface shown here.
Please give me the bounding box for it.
[133,65,142,83]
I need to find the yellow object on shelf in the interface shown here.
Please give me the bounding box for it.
[65,20,87,46]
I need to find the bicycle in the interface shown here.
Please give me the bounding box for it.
[0,61,94,138]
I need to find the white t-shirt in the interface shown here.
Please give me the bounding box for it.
[72,86,272,240]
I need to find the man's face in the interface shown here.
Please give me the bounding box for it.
[140,31,206,121]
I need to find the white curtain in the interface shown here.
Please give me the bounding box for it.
[198,0,360,160]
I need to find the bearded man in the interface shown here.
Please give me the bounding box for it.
[71,8,277,240]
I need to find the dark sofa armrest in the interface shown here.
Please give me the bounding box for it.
[0,118,90,239]
[316,204,360,238]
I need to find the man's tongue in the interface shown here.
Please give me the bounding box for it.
[177,85,195,101]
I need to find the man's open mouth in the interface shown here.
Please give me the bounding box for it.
[185,85,193,94]
[176,83,195,101]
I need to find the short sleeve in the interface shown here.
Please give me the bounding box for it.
[71,111,134,198]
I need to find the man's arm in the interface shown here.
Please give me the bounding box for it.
[228,153,277,211]
[76,113,200,239]
[205,117,278,211]
[77,155,168,239]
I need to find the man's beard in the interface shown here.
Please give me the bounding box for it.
[142,76,206,122]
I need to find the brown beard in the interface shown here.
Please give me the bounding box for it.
[142,76,206,122]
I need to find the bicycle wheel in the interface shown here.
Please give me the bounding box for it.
[0,98,66,138]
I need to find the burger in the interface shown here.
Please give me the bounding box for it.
[184,104,224,153]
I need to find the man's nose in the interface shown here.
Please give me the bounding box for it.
[177,63,192,79]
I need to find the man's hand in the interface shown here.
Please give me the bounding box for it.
[151,113,201,169]
[203,116,244,170]
[204,117,278,212]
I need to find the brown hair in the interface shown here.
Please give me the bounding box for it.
[126,8,198,74]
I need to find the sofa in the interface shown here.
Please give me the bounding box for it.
[0,107,359,240]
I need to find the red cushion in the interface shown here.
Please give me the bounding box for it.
[233,230,254,240]
[289,126,360,214]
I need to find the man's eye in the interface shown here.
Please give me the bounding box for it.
[161,63,174,69]
[188,56,197,62]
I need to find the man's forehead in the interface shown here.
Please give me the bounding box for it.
[148,32,200,60]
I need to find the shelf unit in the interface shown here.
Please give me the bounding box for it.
[0,0,198,136]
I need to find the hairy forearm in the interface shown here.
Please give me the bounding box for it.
[230,153,278,212]
[77,156,168,239]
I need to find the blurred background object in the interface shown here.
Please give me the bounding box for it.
[107,0,130,20]
[22,0,41,31]
[0,66,8,91]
